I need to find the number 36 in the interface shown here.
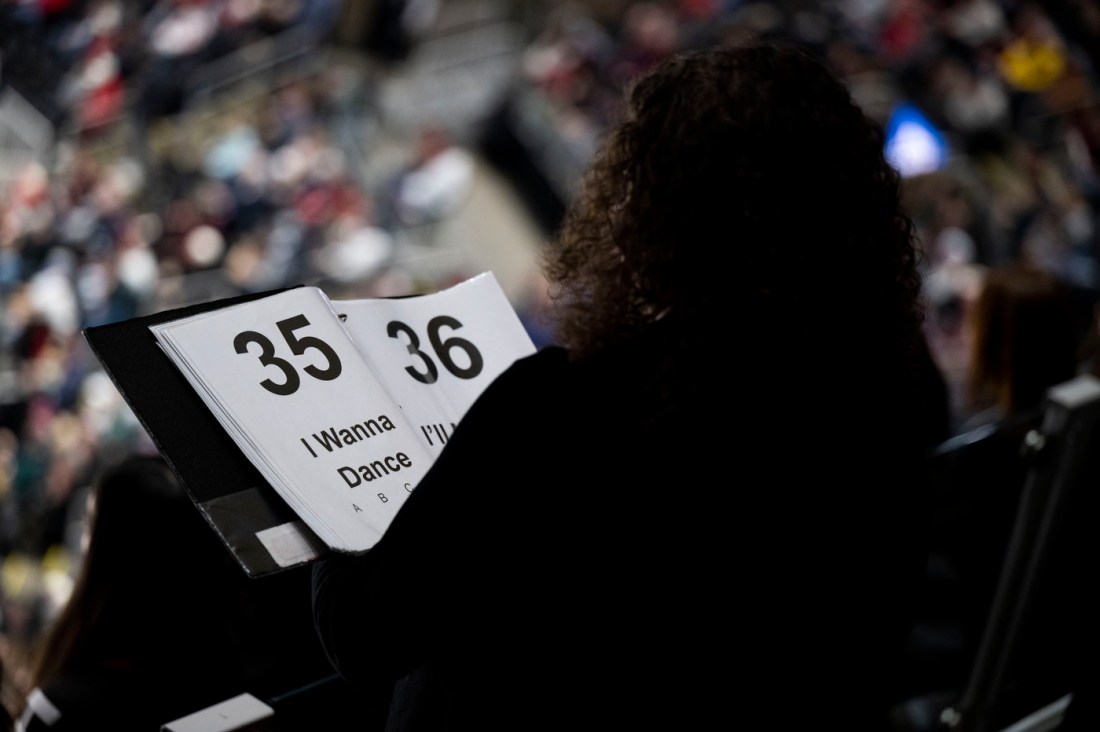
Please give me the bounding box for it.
[387,316,483,384]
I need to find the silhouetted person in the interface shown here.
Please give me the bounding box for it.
[16,454,252,730]
[313,41,942,731]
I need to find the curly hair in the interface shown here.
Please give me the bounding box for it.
[541,42,923,370]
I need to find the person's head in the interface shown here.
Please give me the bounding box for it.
[25,453,240,692]
[966,262,1078,416]
[541,41,922,368]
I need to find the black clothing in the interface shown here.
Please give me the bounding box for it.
[313,319,935,731]
[19,670,235,732]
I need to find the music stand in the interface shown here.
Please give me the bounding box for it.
[940,374,1100,732]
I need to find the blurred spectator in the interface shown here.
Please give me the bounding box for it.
[364,0,440,64]
[605,1,682,85]
[961,260,1079,431]
[386,127,475,229]
[930,54,1010,143]
[917,174,991,428]
[132,0,219,130]
[997,3,1069,96]
[13,454,252,730]
[520,2,624,154]
[938,0,1006,50]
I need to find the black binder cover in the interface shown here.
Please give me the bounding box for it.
[83,287,329,578]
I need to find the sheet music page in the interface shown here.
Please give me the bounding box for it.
[150,287,432,552]
[334,272,537,457]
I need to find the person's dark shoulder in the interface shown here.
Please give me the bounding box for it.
[458,346,571,422]
[491,345,570,386]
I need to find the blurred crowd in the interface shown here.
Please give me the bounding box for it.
[0,0,342,132]
[0,0,1098,725]
[0,0,485,696]
[519,0,1100,427]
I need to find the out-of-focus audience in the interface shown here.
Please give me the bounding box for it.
[0,0,1099,727]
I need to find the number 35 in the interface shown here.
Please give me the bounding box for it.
[233,315,342,396]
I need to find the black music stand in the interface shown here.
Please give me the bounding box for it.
[940,374,1100,732]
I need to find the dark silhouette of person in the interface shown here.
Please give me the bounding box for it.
[313,41,943,731]
[15,454,252,730]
